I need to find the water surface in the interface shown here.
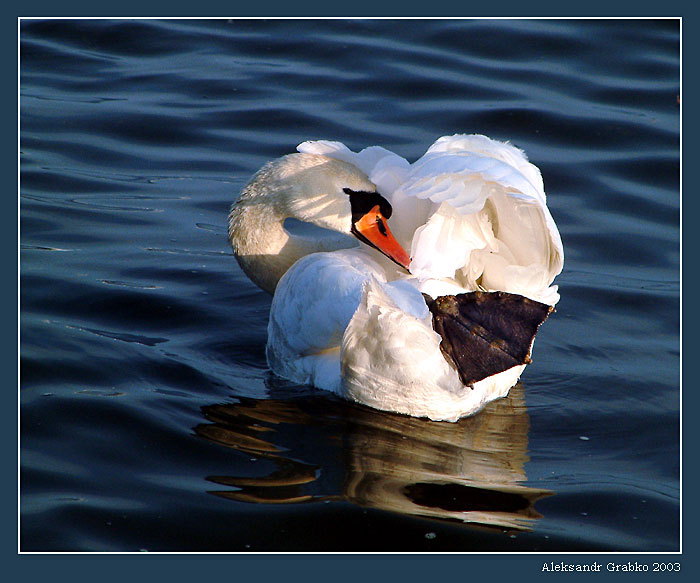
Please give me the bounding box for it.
[20,18,680,552]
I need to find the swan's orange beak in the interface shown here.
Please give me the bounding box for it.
[352,205,411,271]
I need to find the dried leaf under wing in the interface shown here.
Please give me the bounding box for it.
[423,291,554,388]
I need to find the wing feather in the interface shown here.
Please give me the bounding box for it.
[298,135,563,305]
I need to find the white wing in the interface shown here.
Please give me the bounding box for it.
[266,248,387,394]
[298,135,563,305]
[398,135,563,304]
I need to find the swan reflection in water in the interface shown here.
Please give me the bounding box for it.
[193,383,552,532]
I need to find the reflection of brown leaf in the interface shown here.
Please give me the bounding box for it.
[403,482,547,516]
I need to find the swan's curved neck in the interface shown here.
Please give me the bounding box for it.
[229,154,382,294]
[229,196,352,294]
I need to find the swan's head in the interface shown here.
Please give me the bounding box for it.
[256,153,411,270]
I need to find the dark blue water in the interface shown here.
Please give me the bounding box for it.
[20,18,679,552]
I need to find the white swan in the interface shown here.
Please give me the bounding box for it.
[228,134,563,422]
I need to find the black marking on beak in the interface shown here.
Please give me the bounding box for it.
[343,188,393,222]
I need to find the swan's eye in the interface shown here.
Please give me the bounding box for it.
[343,188,393,222]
